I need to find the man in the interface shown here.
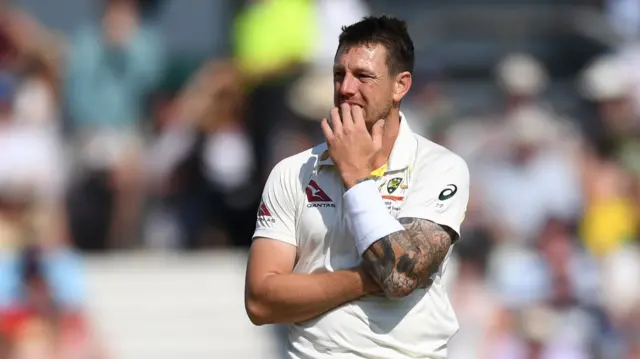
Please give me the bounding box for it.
[245,16,469,359]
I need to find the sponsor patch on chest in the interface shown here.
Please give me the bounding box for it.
[305,179,336,208]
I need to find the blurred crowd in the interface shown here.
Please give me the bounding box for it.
[0,0,639,358]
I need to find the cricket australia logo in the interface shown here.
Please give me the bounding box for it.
[386,177,403,194]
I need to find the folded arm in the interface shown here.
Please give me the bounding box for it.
[361,218,456,299]
[244,238,379,326]
[342,155,469,300]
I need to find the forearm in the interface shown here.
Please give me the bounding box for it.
[343,181,453,298]
[362,225,431,298]
[246,268,373,325]
[361,218,453,298]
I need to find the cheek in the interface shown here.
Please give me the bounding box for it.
[365,87,393,106]
[361,84,381,102]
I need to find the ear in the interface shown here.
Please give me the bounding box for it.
[392,71,412,103]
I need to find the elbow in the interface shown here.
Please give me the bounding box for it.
[382,284,416,299]
[244,295,273,326]
[381,272,425,299]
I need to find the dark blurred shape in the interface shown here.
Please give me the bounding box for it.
[21,245,41,283]
[137,0,165,18]
[103,0,165,19]
[66,171,113,252]
[0,73,14,116]
[455,227,494,275]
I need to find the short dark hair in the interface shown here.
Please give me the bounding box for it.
[338,16,414,75]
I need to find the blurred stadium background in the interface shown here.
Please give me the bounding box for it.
[0,0,639,358]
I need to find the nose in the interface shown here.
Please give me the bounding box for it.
[338,73,358,98]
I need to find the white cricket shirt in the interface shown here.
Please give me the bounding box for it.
[254,114,470,359]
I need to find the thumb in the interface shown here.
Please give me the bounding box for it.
[371,119,385,150]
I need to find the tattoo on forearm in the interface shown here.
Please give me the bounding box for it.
[362,218,455,298]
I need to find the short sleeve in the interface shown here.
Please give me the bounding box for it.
[253,159,299,246]
[398,154,470,238]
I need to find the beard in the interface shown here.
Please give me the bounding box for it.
[364,101,393,130]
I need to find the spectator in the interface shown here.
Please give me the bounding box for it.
[146,61,257,249]
[578,54,640,258]
[65,0,166,250]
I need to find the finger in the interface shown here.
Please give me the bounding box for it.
[330,107,343,135]
[320,118,334,142]
[371,119,385,150]
[340,103,353,129]
[351,105,366,130]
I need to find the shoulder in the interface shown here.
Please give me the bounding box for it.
[272,142,325,171]
[413,135,469,177]
[266,142,327,183]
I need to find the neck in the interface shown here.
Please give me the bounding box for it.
[371,109,401,169]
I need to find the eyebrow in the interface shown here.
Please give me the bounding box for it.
[332,65,375,76]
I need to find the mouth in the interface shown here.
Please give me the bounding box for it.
[340,100,364,108]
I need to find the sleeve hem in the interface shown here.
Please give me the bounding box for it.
[397,211,462,239]
[252,229,297,247]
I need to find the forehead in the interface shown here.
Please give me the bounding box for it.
[334,43,388,71]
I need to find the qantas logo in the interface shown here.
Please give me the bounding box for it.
[305,180,335,208]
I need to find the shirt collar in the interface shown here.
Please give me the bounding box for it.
[316,111,418,173]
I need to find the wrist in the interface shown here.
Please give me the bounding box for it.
[355,266,381,294]
[343,180,405,255]
[343,175,374,189]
